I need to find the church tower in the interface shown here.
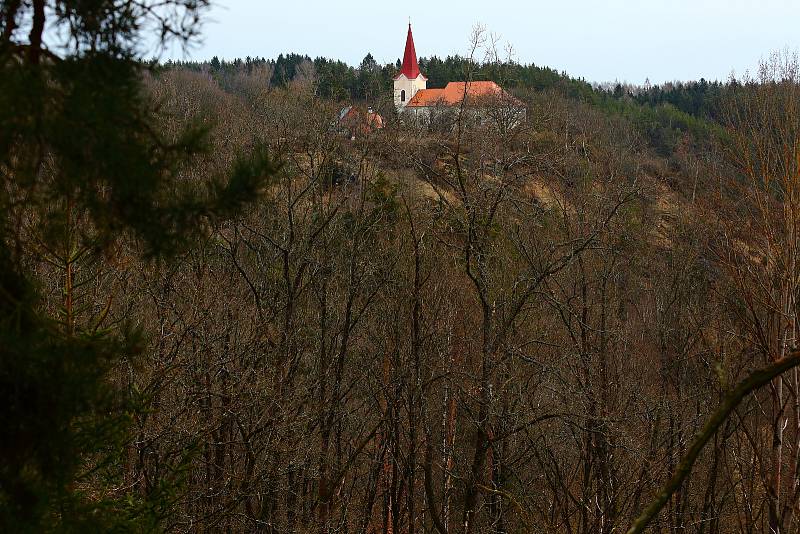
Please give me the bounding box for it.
[394,23,427,111]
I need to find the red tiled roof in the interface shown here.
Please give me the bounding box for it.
[394,24,427,80]
[406,88,444,106]
[339,106,384,133]
[407,81,516,107]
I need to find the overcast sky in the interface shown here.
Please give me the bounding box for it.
[162,0,800,85]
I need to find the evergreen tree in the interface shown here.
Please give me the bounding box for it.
[358,52,382,100]
[0,1,277,531]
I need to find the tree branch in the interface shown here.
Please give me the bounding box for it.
[28,0,45,64]
[627,349,800,534]
[2,0,21,43]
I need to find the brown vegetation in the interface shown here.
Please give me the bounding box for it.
[31,49,800,532]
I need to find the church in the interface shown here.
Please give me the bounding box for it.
[393,24,526,126]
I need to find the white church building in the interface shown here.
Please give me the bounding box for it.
[393,24,428,110]
[393,24,526,128]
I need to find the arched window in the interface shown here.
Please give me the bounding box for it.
[401,90,406,102]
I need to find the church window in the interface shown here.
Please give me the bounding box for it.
[401,90,406,102]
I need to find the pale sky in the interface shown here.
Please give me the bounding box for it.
[162,0,800,85]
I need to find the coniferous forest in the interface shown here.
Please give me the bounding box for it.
[5,2,800,533]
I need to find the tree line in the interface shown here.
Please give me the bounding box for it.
[165,51,731,158]
[166,52,595,102]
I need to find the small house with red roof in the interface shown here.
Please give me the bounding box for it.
[393,24,526,128]
[338,105,384,139]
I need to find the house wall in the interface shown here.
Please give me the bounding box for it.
[393,74,427,110]
[404,104,527,131]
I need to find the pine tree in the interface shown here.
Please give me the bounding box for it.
[0,1,277,530]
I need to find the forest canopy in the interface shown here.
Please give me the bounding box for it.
[4,3,800,533]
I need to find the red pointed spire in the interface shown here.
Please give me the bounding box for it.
[399,23,421,79]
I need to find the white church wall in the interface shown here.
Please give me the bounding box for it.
[394,74,427,110]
